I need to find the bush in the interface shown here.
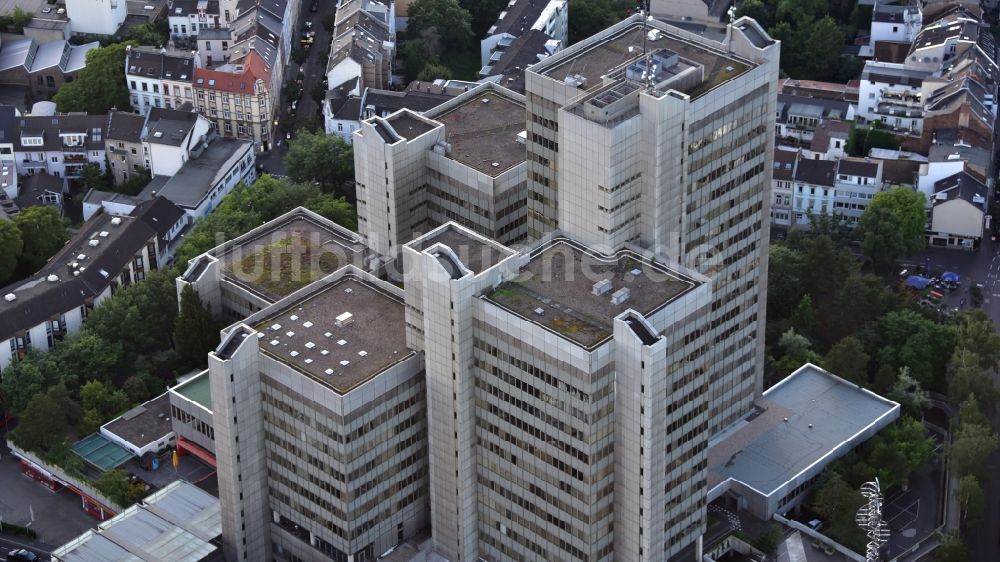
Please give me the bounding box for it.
[0,522,37,539]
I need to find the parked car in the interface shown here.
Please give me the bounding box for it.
[8,550,39,561]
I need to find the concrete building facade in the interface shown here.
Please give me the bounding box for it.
[523,16,779,436]
[353,83,528,259]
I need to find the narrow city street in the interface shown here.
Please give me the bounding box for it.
[257,0,339,177]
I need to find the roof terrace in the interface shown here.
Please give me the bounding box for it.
[429,90,527,176]
[486,238,696,348]
[255,277,412,394]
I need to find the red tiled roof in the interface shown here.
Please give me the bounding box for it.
[193,50,271,94]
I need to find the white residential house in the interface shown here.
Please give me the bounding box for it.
[791,158,837,226]
[65,0,127,35]
[126,46,200,116]
[141,108,214,177]
[13,114,107,181]
[868,0,921,49]
[168,0,222,38]
[0,199,185,373]
[928,171,987,249]
[480,0,567,67]
[857,61,929,133]
[833,158,884,224]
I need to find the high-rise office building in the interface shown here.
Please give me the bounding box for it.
[524,15,779,433]
[404,222,713,560]
[353,82,529,259]
[206,267,429,562]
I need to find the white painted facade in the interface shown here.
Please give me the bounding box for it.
[66,0,127,35]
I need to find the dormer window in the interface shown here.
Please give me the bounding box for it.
[21,136,43,146]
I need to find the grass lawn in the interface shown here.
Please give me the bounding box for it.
[228,233,340,298]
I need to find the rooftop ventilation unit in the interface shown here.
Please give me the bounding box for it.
[290,351,299,357]
[111,217,122,226]
[270,339,279,346]
[305,342,316,349]
[337,339,347,346]
[4,293,15,302]
[325,368,335,375]
[592,279,612,296]
[335,312,354,326]
[358,350,368,356]
[290,314,298,321]
[303,321,313,328]
[285,331,295,337]
[272,323,282,330]
[611,287,631,305]
[533,307,545,316]
[340,360,350,366]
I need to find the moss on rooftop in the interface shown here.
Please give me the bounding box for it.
[226,233,341,298]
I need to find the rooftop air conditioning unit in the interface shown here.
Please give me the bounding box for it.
[611,287,631,305]
[592,279,612,296]
[335,312,354,327]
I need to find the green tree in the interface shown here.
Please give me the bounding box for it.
[0,219,24,285]
[53,42,133,114]
[14,206,69,274]
[119,167,152,196]
[860,188,926,274]
[868,416,934,488]
[948,349,996,406]
[802,16,845,80]
[175,285,218,369]
[400,42,435,81]
[790,294,817,339]
[10,393,65,452]
[408,0,474,50]
[85,269,178,363]
[128,22,168,46]
[766,244,803,319]
[774,328,822,376]
[123,375,155,403]
[957,395,989,428]
[755,525,783,555]
[810,472,867,551]
[461,0,508,36]
[934,532,968,562]
[568,0,624,44]
[957,474,986,528]
[93,468,138,506]
[304,194,358,231]
[80,163,108,192]
[284,131,354,190]
[872,309,954,388]
[951,310,1000,368]
[291,46,308,65]
[950,422,999,479]
[824,336,869,385]
[735,0,772,28]
[888,367,930,415]
[417,62,453,82]
[80,380,130,419]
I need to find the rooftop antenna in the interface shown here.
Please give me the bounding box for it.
[856,479,890,562]
[726,5,737,50]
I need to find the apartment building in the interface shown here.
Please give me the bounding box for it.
[771,148,796,226]
[0,198,183,372]
[0,38,98,100]
[125,46,200,116]
[833,158,883,224]
[105,111,147,185]
[193,50,275,150]
[354,82,528,258]
[168,0,223,38]
[65,0,127,35]
[12,113,107,180]
[523,17,779,440]
[142,108,214,176]
[864,0,921,56]
[790,158,836,226]
[775,94,854,146]
[479,0,567,68]
[326,0,395,96]
[927,170,987,249]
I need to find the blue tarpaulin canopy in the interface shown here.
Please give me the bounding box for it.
[905,276,932,290]
[942,272,961,282]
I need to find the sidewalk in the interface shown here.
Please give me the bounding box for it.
[0,531,55,555]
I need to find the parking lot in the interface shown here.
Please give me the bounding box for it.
[0,435,96,547]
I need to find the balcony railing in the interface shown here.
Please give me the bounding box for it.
[63,154,88,163]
